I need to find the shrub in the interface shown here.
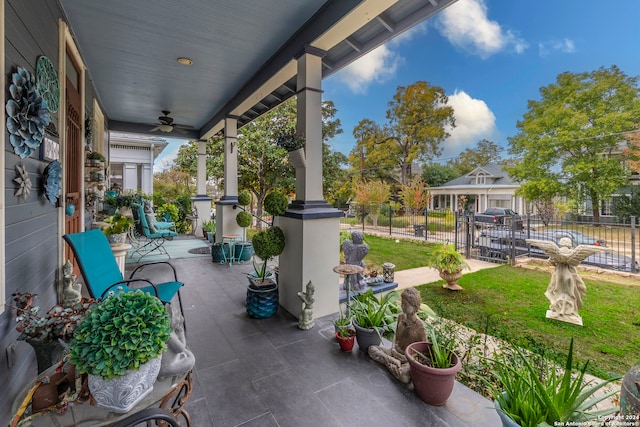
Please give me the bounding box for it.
[263,190,288,216]
[236,211,253,228]
[237,190,251,207]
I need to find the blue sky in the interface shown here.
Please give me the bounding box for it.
[156,0,640,170]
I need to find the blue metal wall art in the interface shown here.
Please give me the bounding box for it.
[43,160,62,204]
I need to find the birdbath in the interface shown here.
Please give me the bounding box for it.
[333,264,364,316]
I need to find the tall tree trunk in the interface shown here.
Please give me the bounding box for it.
[590,190,600,225]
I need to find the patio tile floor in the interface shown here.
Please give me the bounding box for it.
[127,253,500,427]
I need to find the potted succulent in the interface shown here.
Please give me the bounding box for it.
[276,131,306,168]
[349,289,399,352]
[405,325,461,406]
[101,213,134,246]
[201,219,216,242]
[425,243,470,290]
[10,291,96,373]
[489,338,620,427]
[335,325,356,352]
[69,290,172,413]
[246,226,285,318]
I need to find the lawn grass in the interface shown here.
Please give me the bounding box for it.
[416,265,640,379]
[360,234,439,271]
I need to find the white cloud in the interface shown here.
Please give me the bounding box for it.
[153,143,181,172]
[440,90,497,158]
[436,0,527,58]
[337,45,403,94]
[538,38,576,57]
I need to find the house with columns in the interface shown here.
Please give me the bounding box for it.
[0,1,459,421]
[429,163,527,214]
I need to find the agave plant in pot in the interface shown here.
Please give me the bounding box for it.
[405,324,461,406]
[426,243,469,291]
[349,289,399,352]
[69,290,172,413]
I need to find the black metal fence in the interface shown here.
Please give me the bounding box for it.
[339,203,638,274]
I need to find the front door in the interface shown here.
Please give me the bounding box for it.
[65,66,82,274]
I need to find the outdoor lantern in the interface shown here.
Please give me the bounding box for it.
[382,262,395,283]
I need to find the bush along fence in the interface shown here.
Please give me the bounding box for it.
[339,204,638,274]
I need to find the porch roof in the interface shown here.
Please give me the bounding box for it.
[59,0,457,139]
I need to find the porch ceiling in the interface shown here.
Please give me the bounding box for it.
[59,0,457,140]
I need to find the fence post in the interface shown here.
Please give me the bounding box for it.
[632,216,637,274]
[361,204,365,232]
[424,210,428,241]
[454,211,459,249]
[389,202,392,236]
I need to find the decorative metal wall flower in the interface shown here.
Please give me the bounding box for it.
[35,55,60,113]
[43,160,62,204]
[6,66,52,158]
[14,162,32,200]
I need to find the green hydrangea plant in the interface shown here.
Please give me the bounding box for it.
[69,290,171,380]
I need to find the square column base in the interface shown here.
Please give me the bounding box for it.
[278,215,340,320]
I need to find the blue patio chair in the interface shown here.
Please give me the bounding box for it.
[63,228,186,331]
[130,203,179,261]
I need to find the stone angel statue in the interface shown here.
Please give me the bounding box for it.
[341,231,369,292]
[526,237,608,326]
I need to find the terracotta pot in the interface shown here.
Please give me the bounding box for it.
[405,341,461,406]
[439,269,464,291]
[335,331,355,352]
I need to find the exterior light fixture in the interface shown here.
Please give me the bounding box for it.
[177,57,193,66]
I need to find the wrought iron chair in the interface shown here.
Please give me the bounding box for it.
[110,408,180,427]
[63,229,186,332]
[130,202,178,261]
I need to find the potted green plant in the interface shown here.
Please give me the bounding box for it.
[201,219,216,242]
[425,243,470,290]
[405,325,461,406]
[489,338,620,427]
[276,131,306,168]
[101,213,134,246]
[69,290,172,413]
[335,325,356,352]
[246,226,285,318]
[349,289,399,352]
[263,190,288,219]
[10,292,97,373]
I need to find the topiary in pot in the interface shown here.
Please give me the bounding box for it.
[263,190,288,217]
[251,226,285,282]
[69,290,172,412]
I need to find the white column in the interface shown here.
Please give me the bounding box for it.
[279,47,343,320]
[214,116,241,243]
[197,140,207,195]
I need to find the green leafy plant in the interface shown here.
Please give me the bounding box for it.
[275,131,305,152]
[237,190,251,207]
[157,203,179,223]
[425,243,469,274]
[488,338,620,427]
[251,226,285,279]
[201,219,216,233]
[101,213,134,236]
[409,325,455,369]
[10,292,97,344]
[86,151,106,161]
[263,190,288,217]
[350,289,399,337]
[70,290,172,380]
[337,326,356,338]
[236,211,253,228]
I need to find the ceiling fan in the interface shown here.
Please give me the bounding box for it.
[150,110,193,135]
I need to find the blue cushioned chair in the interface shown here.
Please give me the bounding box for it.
[63,229,185,332]
[130,203,179,261]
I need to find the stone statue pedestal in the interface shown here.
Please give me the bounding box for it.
[545,309,583,326]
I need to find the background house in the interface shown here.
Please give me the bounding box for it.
[429,163,527,214]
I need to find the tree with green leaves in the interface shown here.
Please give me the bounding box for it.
[349,81,456,186]
[507,65,640,223]
[421,162,459,187]
[400,177,430,215]
[447,139,503,175]
[354,179,391,228]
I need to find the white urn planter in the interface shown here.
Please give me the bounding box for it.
[88,356,162,413]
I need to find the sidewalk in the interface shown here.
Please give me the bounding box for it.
[393,258,500,290]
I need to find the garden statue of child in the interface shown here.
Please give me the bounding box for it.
[368,288,426,383]
[341,231,369,292]
[60,259,82,308]
[297,281,315,330]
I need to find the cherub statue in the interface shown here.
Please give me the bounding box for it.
[60,260,82,308]
[527,237,608,326]
[341,231,369,292]
[369,288,427,383]
[297,281,315,330]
